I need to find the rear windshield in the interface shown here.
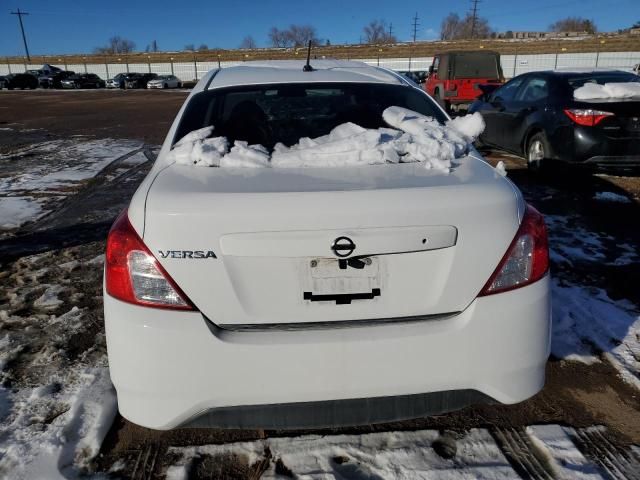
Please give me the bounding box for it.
[452,54,500,79]
[567,73,640,89]
[174,82,445,150]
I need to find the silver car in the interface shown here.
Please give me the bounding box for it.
[147,75,181,89]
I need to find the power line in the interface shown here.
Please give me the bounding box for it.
[10,8,31,61]
[411,12,420,42]
[469,0,481,38]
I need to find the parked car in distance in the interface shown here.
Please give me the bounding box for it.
[2,73,38,90]
[125,73,157,89]
[39,70,75,89]
[61,73,105,89]
[104,60,551,431]
[106,73,127,89]
[425,50,504,112]
[469,69,640,170]
[397,71,428,85]
[26,69,45,78]
[147,75,181,89]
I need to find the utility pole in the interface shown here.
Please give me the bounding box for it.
[388,22,393,39]
[411,13,420,42]
[11,8,30,61]
[470,0,481,39]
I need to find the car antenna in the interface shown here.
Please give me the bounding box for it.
[303,40,314,72]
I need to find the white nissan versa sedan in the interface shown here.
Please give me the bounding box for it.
[104,60,551,430]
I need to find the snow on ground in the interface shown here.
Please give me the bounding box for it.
[593,191,632,203]
[166,429,520,480]
[573,82,640,100]
[545,214,638,266]
[543,212,640,387]
[0,196,46,229]
[551,281,640,387]
[0,138,142,233]
[0,138,142,193]
[169,108,485,170]
[526,425,603,479]
[0,244,115,479]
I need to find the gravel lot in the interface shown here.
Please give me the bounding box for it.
[0,90,639,479]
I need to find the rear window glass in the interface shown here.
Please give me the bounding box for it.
[174,82,445,150]
[567,73,640,89]
[452,54,500,79]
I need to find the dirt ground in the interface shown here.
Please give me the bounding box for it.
[1,90,639,479]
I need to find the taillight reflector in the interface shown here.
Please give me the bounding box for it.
[564,108,613,127]
[105,210,195,310]
[479,204,549,296]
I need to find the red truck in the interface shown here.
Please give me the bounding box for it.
[425,50,504,112]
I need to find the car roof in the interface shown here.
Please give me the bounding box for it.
[543,68,633,77]
[202,60,404,91]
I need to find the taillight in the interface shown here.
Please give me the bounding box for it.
[479,205,549,296]
[564,109,613,126]
[105,210,195,310]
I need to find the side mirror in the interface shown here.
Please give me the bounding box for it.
[428,66,435,75]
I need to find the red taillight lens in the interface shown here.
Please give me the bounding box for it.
[564,108,613,126]
[479,204,549,296]
[105,210,195,310]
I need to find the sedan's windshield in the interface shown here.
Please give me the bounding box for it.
[174,82,445,150]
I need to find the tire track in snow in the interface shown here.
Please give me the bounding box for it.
[492,427,556,479]
[570,427,640,480]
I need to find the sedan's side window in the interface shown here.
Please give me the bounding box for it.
[490,77,525,102]
[516,77,548,102]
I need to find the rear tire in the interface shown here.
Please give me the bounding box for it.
[526,133,550,173]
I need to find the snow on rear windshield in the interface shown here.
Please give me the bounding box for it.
[573,80,640,100]
[173,83,447,150]
[168,107,485,171]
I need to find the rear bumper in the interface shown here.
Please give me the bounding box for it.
[104,275,551,430]
[555,126,640,165]
[582,155,640,168]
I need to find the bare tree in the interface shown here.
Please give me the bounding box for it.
[240,36,257,49]
[268,27,291,47]
[440,12,492,40]
[440,13,461,40]
[198,44,209,51]
[363,20,397,43]
[286,24,320,46]
[268,25,320,47]
[550,17,597,34]
[184,44,195,51]
[94,36,136,54]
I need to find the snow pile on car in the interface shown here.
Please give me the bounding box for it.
[168,107,485,170]
[573,82,640,100]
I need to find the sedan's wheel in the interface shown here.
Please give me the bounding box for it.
[164,83,168,89]
[527,133,548,173]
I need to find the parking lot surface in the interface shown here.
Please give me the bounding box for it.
[0,90,639,479]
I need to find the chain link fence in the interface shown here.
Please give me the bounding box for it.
[2,51,639,80]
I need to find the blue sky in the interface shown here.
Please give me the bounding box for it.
[1,0,638,56]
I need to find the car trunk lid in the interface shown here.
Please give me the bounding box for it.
[143,157,520,326]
